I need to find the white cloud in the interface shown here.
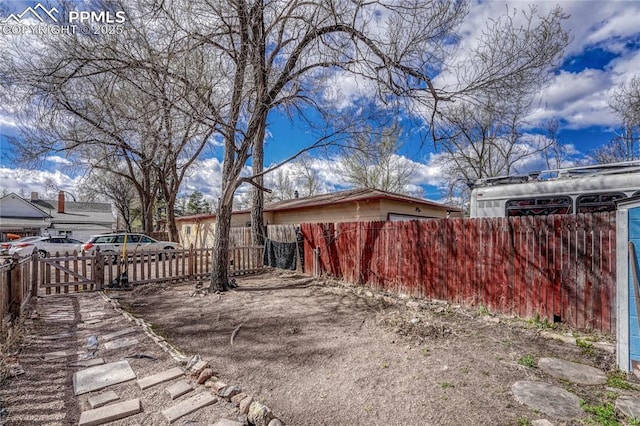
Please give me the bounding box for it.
[528,69,617,128]
[46,155,72,165]
[0,167,80,197]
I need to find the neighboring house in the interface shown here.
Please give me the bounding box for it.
[176,188,463,248]
[0,191,116,242]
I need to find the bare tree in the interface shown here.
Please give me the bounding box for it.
[541,117,568,170]
[0,0,216,241]
[265,153,324,201]
[336,124,416,194]
[592,76,640,163]
[433,96,556,206]
[79,170,139,232]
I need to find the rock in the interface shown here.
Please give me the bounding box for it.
[190,360,210,377]
[248,401,274,426]
[532,420,554,426]
[211,380,228,393]
[409,318,420,324]
[218,385,242,399]
[540,331,576,345]
[197,368,215,384]
[231,392,248,406]
[616,395,640,419]
[512,381,583,420]
[268,418,285,426]
[212,419,244,426]
[204,377,220,388]
[406,301,420,309]
[592,341,615,354]
[538,358,607,385]
[239,396,253,415]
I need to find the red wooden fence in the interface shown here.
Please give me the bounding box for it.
[301,213,616,333]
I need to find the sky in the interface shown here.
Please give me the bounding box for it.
[0,0,639,204]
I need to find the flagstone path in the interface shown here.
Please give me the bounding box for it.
[0,292,283,425]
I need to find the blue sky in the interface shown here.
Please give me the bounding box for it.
[1,0,640,203]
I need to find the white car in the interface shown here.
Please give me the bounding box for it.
[8,236,85,258]
[1,236,42,256]
[81,233,180,259]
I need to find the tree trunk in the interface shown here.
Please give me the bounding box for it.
[210,200,232,292]
[251,123,265,246]
[166,202,179,242]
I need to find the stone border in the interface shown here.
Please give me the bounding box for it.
[100,291,285,425]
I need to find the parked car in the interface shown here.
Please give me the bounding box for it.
[2,236,43,256]
[7,236,85,258]
[81,233,180,260]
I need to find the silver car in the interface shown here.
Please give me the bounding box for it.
[8,236,85,258]
[81,233,180,259]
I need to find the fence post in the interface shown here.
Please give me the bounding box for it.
[9,254,22,317]
[94,247,104,290]
[31,251,39,298]
[189,244,194,278]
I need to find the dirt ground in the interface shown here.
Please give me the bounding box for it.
[113,269,627,426]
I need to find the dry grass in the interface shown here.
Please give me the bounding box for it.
[0,318,27,383]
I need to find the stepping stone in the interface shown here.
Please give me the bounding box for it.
[103,337,139,351]
[538,357,607,385]
[69,358,105,368]
[88,391,120,409]
[540,331,577,345]
[162,393,218,423]
[38,332,73,340]
[138,367,184,390]
[166,380,193,400]
[43,350,86,361]
[512,381,583,420]
[616,395,640,419]
[79,398,141,426]
[73,360,137,395]
[213,420,245,426]
[102,327,137,341]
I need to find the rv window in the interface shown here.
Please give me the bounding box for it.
[505,196,572,216]
[576,192,626,213]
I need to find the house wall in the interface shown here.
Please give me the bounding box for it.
[180,220,216,248]
[269,199,384,225]
[378,199,451,220]
[176,198,455,247]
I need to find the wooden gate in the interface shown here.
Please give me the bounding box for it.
[39,252,97,294]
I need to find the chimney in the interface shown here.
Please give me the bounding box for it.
[30,192,38,201]
[57,191,65,213]
[294,190,299,199]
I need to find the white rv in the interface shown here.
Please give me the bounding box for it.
[469,162,640,218]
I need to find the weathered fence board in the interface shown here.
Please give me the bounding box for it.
[301,213,617,333]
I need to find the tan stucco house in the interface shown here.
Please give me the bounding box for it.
[176,188,462,248]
